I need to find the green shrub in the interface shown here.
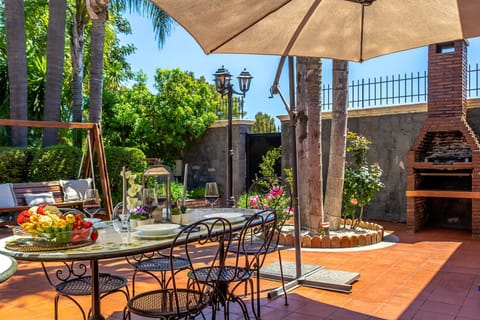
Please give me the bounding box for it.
[29,145,83,181]
[170,182,185,204]
[0,147,34,183]
[187,185,205,199]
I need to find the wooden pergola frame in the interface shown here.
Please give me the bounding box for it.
[0,119,113,218]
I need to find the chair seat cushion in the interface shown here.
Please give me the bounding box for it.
[60,178,92,202]
[24,192,55,206]
[127,288,209,318]
[0,183,17,207]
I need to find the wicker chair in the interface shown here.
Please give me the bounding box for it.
[123,217,232,320]
[41,261,129,320]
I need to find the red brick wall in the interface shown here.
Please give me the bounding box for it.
[407,40,480,237]
[427,40,467,118]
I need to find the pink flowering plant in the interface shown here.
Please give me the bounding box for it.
[239,175,293,221]
[238,147,294,221]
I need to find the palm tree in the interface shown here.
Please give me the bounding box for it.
[86,0,108,124]
[296,56,323,233]
[43,0,67,146]
[86,0,173,124]
[5,0,28,147]
[70,1,90,147]
[324,60,349,230]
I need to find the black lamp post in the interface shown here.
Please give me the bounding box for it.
[213,66,253,207]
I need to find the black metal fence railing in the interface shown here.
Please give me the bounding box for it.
[322,63,480,111]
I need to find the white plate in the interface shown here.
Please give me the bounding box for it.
[135,223,181,236]
[132,231,178,240]
[204,212,245,224]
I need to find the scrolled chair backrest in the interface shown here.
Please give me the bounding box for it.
[229,210,278,277]
[168,217,232,313]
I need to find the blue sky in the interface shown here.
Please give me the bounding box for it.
[118,12,480,122]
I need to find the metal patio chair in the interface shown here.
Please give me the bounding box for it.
[41,261,129,320]
[192,210,278,320]
[234,175,293,309]
[123,217,232,320]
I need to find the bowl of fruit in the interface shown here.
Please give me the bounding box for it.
[15,205,98,245]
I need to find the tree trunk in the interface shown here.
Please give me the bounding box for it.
[5,0,28,147]
[43,0,67,146]
[87,0,109,124]
[296,56,323,233]
[70,2,89,147]
[324,60,349,230]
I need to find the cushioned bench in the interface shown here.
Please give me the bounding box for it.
[0,179,96,225]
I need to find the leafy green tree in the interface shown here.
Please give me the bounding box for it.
[215,94,246,120]
[150,68,217,162]
[102,72,155,147]
[252,112,276,133]
[104,68,218,164]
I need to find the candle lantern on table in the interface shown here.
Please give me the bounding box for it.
[141,164,173,222]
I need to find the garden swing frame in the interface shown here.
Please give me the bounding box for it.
[0,119,113,218]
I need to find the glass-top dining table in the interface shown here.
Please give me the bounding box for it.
[0,208,260,320]
[0,252,17,284]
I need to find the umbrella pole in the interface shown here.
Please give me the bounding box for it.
[267,57,323,300]
[288,56,302,279]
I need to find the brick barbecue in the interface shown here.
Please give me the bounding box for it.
[406,40,480,238]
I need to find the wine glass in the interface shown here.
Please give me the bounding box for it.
[83,189,101,218]
[204,182,219,209]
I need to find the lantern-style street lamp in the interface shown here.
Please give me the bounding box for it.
[213,66,253,207]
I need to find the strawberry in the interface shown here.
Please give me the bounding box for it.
[90,229,98,241]
[83,221,93,229]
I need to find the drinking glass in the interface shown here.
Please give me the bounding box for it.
[83,189,101,218]
[204,182,219,208]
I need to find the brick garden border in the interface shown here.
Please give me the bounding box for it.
[278,219,385,249]
[185,201,385,249]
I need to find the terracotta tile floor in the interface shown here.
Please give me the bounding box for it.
[1,221,480,319]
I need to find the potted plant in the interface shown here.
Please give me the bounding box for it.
[170,206,181,224]
[180,205,189,225]
[130,207,153,227]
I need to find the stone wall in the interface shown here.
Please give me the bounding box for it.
[183,99,480,223]
[182,119,254,204]
[279,98,480,223]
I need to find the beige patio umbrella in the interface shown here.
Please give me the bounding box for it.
[149,0,480,296]
[150,0,480,62]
